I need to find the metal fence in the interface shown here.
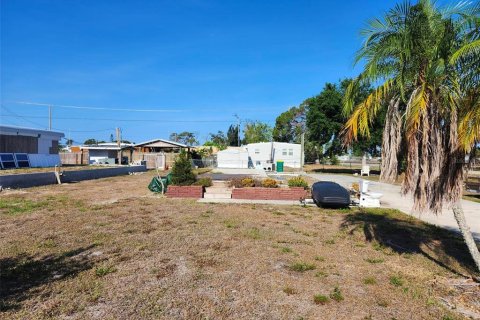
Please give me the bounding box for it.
[191,157,216,168]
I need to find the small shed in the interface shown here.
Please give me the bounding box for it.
[217,148,249,168]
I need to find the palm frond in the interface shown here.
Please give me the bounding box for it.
[342,79,395,143]
[450,39,480,64]
[458,92,480,152]
[405,84,429,137]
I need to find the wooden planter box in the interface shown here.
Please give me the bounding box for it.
[232,187,307,201]
[166,185,204,198]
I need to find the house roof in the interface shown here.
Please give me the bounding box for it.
[0,125,65,139]
[134,139,187,148]
[80,142,134,150]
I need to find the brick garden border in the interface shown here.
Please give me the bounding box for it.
[232,187,307,201]
[166,185,204,198]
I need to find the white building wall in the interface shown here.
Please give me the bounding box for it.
[245,143,274,168]
[37,136,52,154]
[215,143,303,169]
[246,142,302,169]
[272,142,302,168]
[216,149,249,168]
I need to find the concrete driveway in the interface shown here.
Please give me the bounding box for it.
[209,168,268,180]
[308,173,480,241]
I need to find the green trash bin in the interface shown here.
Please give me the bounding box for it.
[276,161,284,173]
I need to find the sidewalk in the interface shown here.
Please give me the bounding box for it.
[307,173,480,240]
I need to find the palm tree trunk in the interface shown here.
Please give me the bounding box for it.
[380,98,402,183]
[452,201,480,272]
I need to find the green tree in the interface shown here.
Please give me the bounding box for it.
[204,131,228,150]
[84,138,98,145]
[227,124,239,146]
[305,80,378,158]
[305,83,347,157]
[169,132,198,146]
[243,121,273,144]
[343,0,480,270]
[273,105,305,143]
[170,151,196,186]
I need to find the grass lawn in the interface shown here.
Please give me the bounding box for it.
[0,172,479,319]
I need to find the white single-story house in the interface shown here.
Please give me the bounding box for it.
[0,125,65,168]
[216,142,303,170]
[80,143,134,164]
[216,147,249,168]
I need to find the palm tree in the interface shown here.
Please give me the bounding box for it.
[451,13,480,153]
[342,0,480,272]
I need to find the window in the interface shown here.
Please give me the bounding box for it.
[254,149,260,154]
[288,149,293,156]
[282,149,287,156]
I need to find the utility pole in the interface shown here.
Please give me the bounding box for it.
[116,127,122,165]
[234,114,240,147]
[49,105,52,131]
[300,132,305,168]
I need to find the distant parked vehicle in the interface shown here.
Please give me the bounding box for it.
[311,181,351,208]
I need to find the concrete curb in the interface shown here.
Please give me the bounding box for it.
[0,165,147,189]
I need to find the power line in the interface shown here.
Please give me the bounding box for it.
[1,114,275,123]
[11,101,184,113]
[9,101,288,113]
[1,105,116,133]
[1,105,50,128]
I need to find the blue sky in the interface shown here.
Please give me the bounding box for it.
[1,0,397,144]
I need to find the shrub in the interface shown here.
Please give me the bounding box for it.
[389,275,404,287]
[95,265,117,277]
[363,277,377,285]
[313,294,329,305]
[289,262,316,272]
[262,178,278,188]
[229,177,244,188]
[287,176,309,189]
[245,227,261,239]
[170,151,196,186]
[330,287,344,302]
[241,177,256,187]
[330,155,340,166]
[193,177,213,187]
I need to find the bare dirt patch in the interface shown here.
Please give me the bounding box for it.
[0,172,478,319]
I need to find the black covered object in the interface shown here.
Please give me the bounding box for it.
[311,181,351,208]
